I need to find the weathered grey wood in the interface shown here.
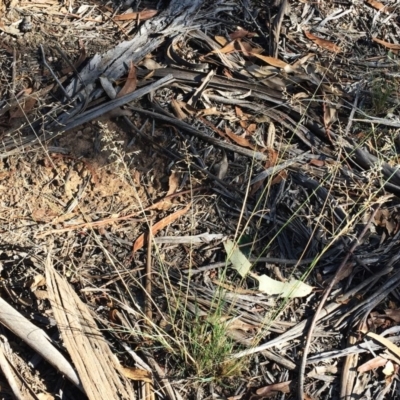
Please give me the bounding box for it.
[66,0,206,97]
[61,75,174,132]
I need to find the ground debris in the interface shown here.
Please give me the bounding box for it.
[1,0,400,398]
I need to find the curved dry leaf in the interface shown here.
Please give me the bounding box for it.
[372,37,400,51]
[365,0,393,12]
[256,381,291,396]
[133,203,191,253]
[237,39,253,56]
[121,366,152,383]
[214,35,228,46]
[167,171,180,196]
[239,119,248,129]
[228,395,244,400]
[229,29,250,40]
[365,0,385,10]
[179,101,198,117]
[225,127,255,149]
[211,40,237,54]
[358,356,387,373]
[196,107,220,117]
[117,62,137,98]
[309,159,325,167]
[367,332,400,359]
[292,92,310,100]
[113,9,158,21]
[235,106,244,118]
[304,31,341,53]
[216,89,252,100]
[246,123,257,135]
[252,53,289,68]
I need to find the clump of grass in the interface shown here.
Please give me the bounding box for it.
[369,76,397,116]
[159,295,246,383]
[180,313,244,380]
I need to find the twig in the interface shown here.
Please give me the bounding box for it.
[145,222,153,325]
[230,301,343,359]
[60,75,175,132]
[126,105,269,161]
[145,354,182,400]
[271,0,288,58]
[340,327,359,399]
[12,46,16,94]
[307,334,400,364]
[40,45,72,101]
[334,264,400,330]
[352,118,400,128]
[344,82,361,137]
[297,205,381,399]
[54,44,86,88]
[0,338,25,400]
[183,256,323,275]
[35,186,206,237]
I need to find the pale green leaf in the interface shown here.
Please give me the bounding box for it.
[254,274,313,298]
[223,240,313,298]
[223,239,251,277]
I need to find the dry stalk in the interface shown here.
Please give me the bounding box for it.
[298,204,381,399]
[146,222,153,325]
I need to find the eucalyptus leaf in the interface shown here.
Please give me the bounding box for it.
[223,239,252,277]
[223,239,313,298]
[254,273,313,298]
